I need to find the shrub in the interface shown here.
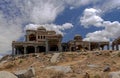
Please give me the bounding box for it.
[117,52,120,57]
[93,74,101,78]
[42,69,65,78]
[19,59,23,64]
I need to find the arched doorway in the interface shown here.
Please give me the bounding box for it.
[76,45,83,50]
[26,46,35,54]
[17,46,24,54]
[84,47,89,50]
[29,34,36,41]
[49,45,58,51]
[38,46,46,52]
[71,47,75,51]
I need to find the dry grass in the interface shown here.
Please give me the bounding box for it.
[40,69,65,78]
[0,51,120,78]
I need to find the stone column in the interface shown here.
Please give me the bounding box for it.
[98,43,100,50]
[112,45,114,50]
[12,46,15,56]
[69,45,71,52]
[35,46,37,53]
[24,46,27,54]
[107,45,109,50]
[15,47,17,55]
[16,47,19,55]
[101,46,104,50]
[116,44,119,50]
[45,39,48,53]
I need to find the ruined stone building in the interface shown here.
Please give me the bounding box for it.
[112,37,120,50]
[12,27,110,55]
[12,27,62,55]
[67,35,109,51]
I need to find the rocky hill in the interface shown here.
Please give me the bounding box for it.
[0,50,120,78]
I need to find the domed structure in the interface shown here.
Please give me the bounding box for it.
[74,34,83,41]
[37,26,46,31]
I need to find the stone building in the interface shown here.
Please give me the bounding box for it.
[68,35,109,51]
[12,27,62,55]
[112,36,120,50]
[12,27,110,56]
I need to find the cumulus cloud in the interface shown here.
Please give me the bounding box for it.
[81,8,120,42]
[0,0,119,55]
[80,8,103,28]
[25,23,73,35]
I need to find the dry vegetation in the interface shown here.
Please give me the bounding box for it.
[0,50,120,78]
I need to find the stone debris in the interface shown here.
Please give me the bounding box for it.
[94,51,102,56]
[87,64,99,68]
[83,72,90,78]
[109,71,120,78]
[103,65,111,72]
[50,53,60,63]
[0,71,18,78]
[46,66,72,73]
[14,67,35,78]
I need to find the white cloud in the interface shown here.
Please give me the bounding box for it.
[25,23,73,35]
[80,8,103,28]
[97,0,120,12]
[81,8,120,42]
[1,0,94,55]
[0,11,23,55]
[64,0,100,8]
[0,0,120,55]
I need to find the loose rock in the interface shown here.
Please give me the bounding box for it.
[14,67,35,78]
[109,71,120,78]
[50,53,60,63]
[103,66,111,72]
[0,71,18,78]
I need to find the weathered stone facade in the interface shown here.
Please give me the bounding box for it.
[68,35,109,51]
[12,27,110,56]
[12,27,62,55]
[112,37,120,50]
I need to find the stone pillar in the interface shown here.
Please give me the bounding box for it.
[116,44,119,50]
[107,45,109,50]
[15,47,17,55]
[98,43,100,50]
[16,47,19,55]
[24,46,27,54]
[45,39,48,53]
[69,45,71,51]
[101,46,104,50]
[35,46,37,53]
[112,45,114,50]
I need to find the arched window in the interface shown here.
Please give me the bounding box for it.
[29,34,36,41]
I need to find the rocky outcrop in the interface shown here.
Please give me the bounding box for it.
[103,66,111,72]
[50,53,60,63]
[0,71,18,78]
[14,67,35,78]
[109,71,120,78]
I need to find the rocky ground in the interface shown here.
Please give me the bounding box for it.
[0,50,120,78]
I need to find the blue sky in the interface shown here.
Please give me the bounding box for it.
[0,0,120,55]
